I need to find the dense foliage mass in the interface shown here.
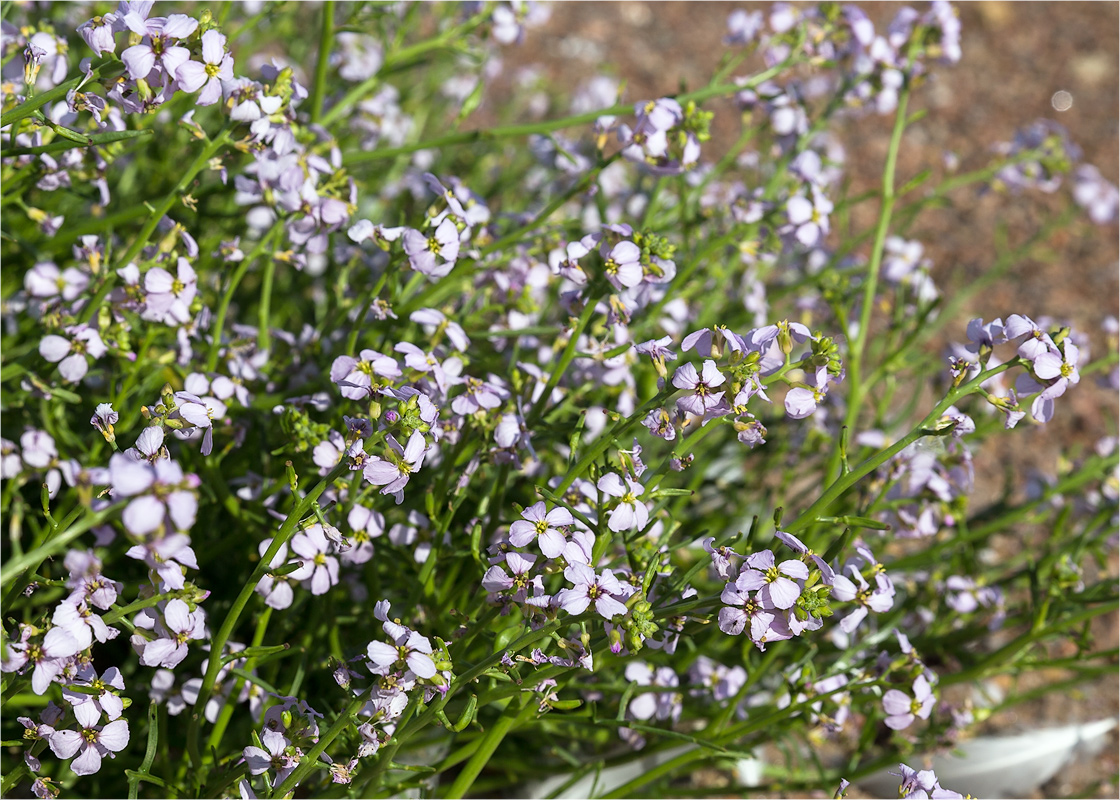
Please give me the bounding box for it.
[1,2,1117,798]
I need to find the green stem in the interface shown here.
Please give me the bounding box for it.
[836,88,911,481]
[442,694,534,799]
[257,246,277,353]
[320,9,491,129]
[207,220,284,372]
[526,288,602,425]
[0,65,106,128]
[1,503,121,607]
[342,59,794,167]
[186,461,350,791]
[309,1,335,124]
[268,694,368,799]
[785,359,1015,535]
[81,123,234,325]
[205,606,272,757]
[126,701,161,800]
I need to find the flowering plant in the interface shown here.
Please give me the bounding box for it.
[2,2,1116,798]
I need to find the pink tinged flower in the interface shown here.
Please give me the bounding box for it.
[1004,313,1055,362]
[363,431,426,500]
[411,307,471,352]
[143,258,197,324]
[882,674,935,730]
[120,13,196,80]
[558,563,629,619]
[330,350,401,400]
[739,549,808,610]
[244,729,297,782]
[672,360,726,417]
[597,472,648,533]
[366,629,437,679]
[52,599,117,649]
[785,366,833,419]
[508,501,572,559]
[402,218,460,278]
[78,14,120,55]
[23,627,83,694]
[451,376,504,415]
[25,261,89,301]
[288,524,340,595]
[681,326,745,358]
[176,30,234,105]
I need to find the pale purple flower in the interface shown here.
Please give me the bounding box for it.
[52,598,117,650]
[254,539,296,610]
[109,454,198,537]
[410,307,470,351]
[62,664,126,721]
[1072,163,1119,224]
[174,391,224,456]
[737,549,808,610]
[176,29,233,105]
[39,325,106,383]
[131,599,204,669]
[288,524,340,595]
[120,13,196,81]
[243,729,299,783]
[77,13,120,56]
[642,408,677,441]
[482,552,542,606]
[689,655,747,702]
[597,472,648,533]
[451,376,504,415]
[25,261,88,302]
[785,366,834,419]
[90,403,118,443]
[508,501,572,559]
[366,628,437,679]
[882,674,935,730]
[784,187,833,247]
[557,563,628,619]
[143,258,197,325]
[625,661,682,722]
[363,431,427,500]
[672,360,726,417]
[1004,313,1055,362]
[681,326,745,358]
[330,349,402,400]
[830,566,893,633]
[1,625,82,694]
[64,550,121,610]
[603,240,644,289]
[402,219,460,278]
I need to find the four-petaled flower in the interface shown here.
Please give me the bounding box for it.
[507,502,573,559]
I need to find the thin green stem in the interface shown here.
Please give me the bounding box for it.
[126,701,161,800]
[207,220,284,372]
[443,694,533,799]
[309,1,335,125]
[526,288,603,425]
[268,694,368,798]
[837,88,911,482]
[186,461,349,791]
[81,123,234,325]
[786,359,1015,535]
[342,59,793,166]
